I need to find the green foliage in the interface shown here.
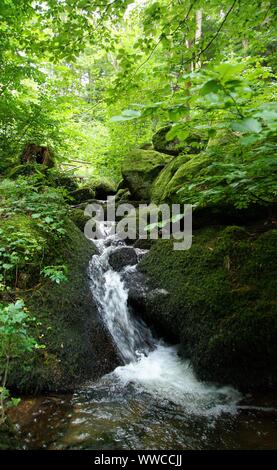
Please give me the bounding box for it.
[0,177,68,291]
[41,265,68,285]
[0,176,67,237]
[0,300,42,422]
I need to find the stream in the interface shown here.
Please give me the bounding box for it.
[11,222,277,450]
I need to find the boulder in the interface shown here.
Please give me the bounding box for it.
[151,153,192,203]
[47,170,79,193]
[122,149,172,201]
[91,178,117,199]
[109,247,138,271]
[138,226,277,391]
[115,188,131,203]
[69,208,91,231]
[3,218,119,393]
[70,186,95,204]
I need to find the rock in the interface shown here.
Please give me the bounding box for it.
[151,151,275,225]
[91,178,117,199]
[69,208,91,231]
[133,239,154,250]
[138,226,277,392]
[139,142,153,150]
[5,219,119,393]
[115,188,131,203]
[151,153,192,203]
[108,247,138,271]
[70,186,96,204]
[122,149,172,201]
[152,125,208,156]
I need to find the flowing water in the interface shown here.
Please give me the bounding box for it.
[11,222,277,449]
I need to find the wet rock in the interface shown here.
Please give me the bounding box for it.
[109,247,138,271]
[138,226,277,392]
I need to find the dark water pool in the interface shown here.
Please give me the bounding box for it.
[9,377,277,450]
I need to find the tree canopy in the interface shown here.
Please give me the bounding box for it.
[0,0,276,194]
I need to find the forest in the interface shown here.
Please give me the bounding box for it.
[0,0,277,452]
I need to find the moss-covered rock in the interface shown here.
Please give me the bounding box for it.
[122,149,173,201]
[91,178,116,199]
[138,226,277,391]
[115,188,131,203]
[152,126,208,156]
[2,218,119,393]
[69,208,91,231]
[151,154,192,203]
[70,186,96,204]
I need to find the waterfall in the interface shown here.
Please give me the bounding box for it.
[88,221,241,415]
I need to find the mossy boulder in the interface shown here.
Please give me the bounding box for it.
[138,226,277,391]
[1,216,119,393]
[115,188,131,203]
[122,149,173,201]
[152,126,208,156]
[69,208,91,231]
[70,186,96,204]
[91,178,117,199]
[151,153,192,203]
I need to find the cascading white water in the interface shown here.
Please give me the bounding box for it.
[88,221,241,416]
[89,222,154,363]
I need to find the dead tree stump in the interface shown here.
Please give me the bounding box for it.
[21,143,54,167]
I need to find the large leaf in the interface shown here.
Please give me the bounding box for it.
[232,118,262,134]
[201,79,222,95]
[110,109,141,122]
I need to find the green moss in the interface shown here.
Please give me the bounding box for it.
[138,226,277,391]
[122,149,172,200]
[151,153,213,204]
[5,220,118,393]
[69,208,91,231]
[151,154,191,203]
[70,186,95,204]
[90,177,116,199]
[0,214,48,289]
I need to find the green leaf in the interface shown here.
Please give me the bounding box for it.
[121,109,141,118]
[201,79,221,95]
[232,118,262,134]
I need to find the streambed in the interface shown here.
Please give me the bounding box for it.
[8,222,277,450]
